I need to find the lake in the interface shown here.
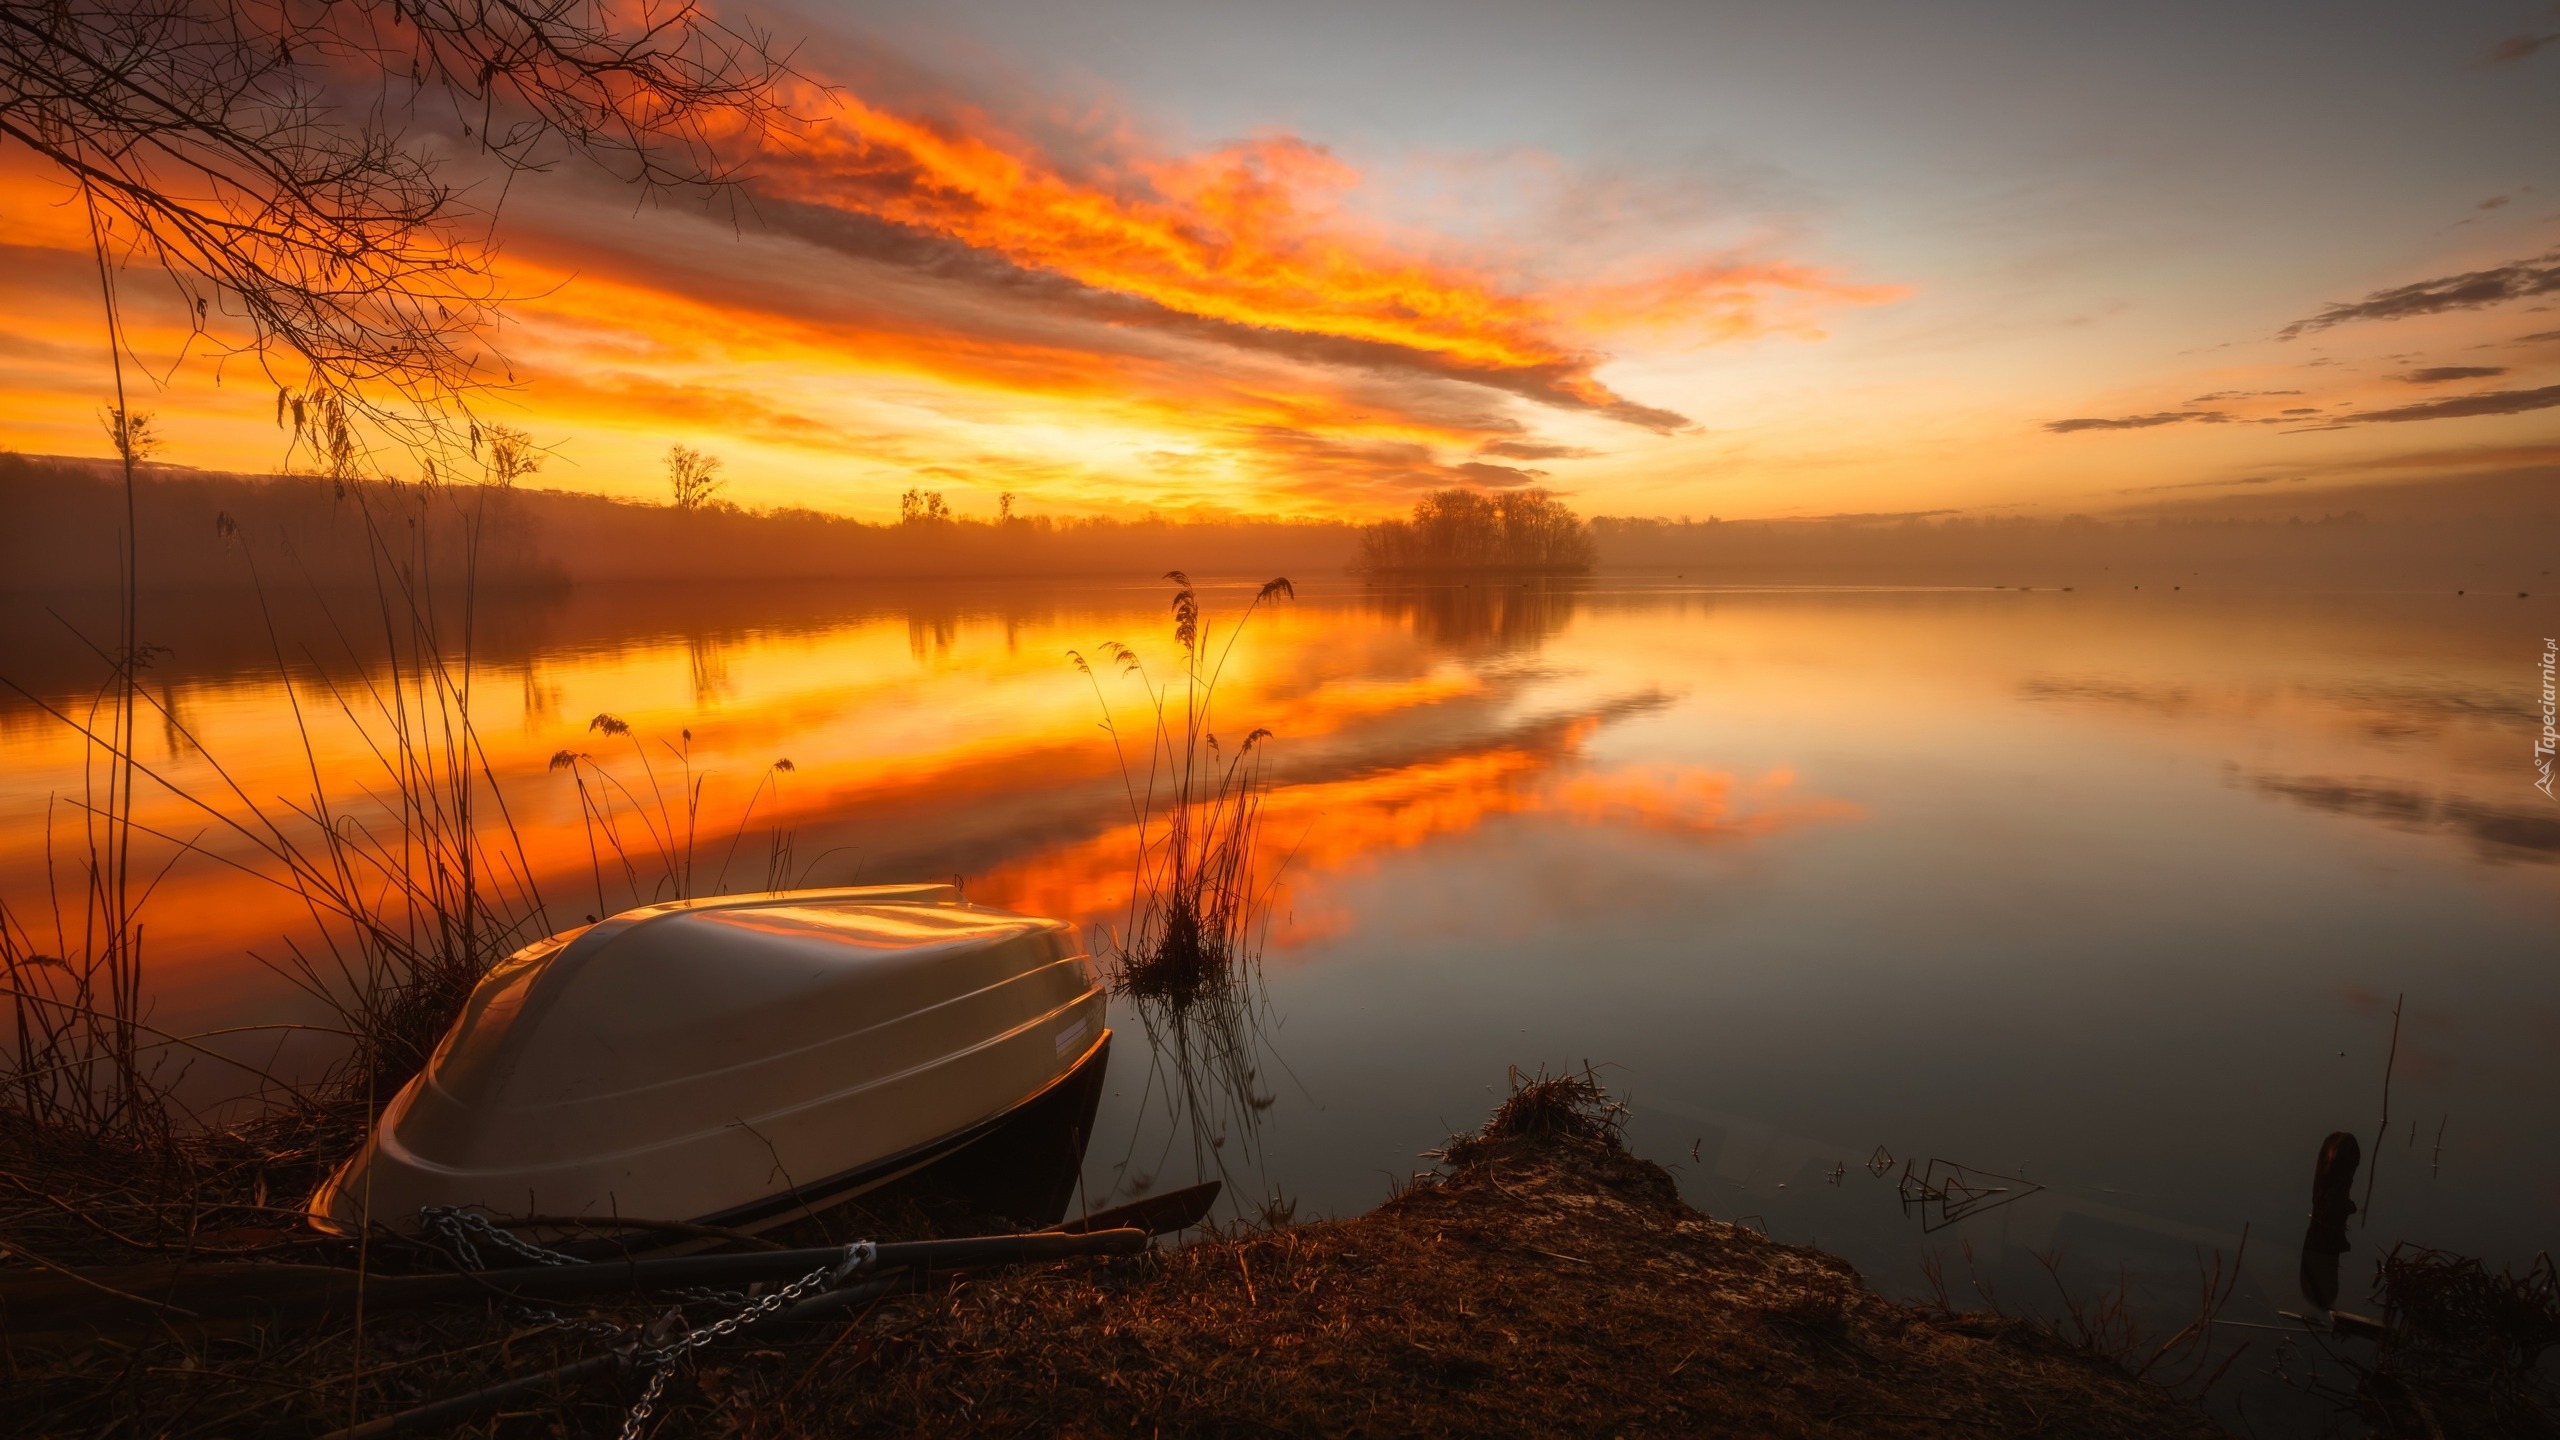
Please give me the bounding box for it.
[3,574,2553,1422]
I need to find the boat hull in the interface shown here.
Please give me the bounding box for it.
[714,1027,1114,1237]
[307,887,1111,1238]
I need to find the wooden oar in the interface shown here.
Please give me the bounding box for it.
[314,1274,916,1440]
[312,1197,1223,1440]
[1057,1179,1222,1236]
[0,1229,1148,1340]
[2,1181,1222,1343]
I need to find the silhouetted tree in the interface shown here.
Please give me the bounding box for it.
[667,443,726,509]
[1356,487,1596,573]
[479,425,542,489]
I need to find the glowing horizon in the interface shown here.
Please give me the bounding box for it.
[1,3,2553,523]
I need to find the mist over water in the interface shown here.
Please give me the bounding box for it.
[4,574,2553,1423]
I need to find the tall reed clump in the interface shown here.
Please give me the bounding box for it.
[1071,573,1293,1189]
[244,467,554,1102]
[0,453,552,1251]
[0,674,163,1154]
[0,267,165,1156]
[1075,572,1293,1002]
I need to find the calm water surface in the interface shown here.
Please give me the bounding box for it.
[4,577,2554,1416]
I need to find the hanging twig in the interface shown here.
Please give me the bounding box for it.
[2362,992,2402,1230]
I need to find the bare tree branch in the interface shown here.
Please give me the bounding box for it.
[0,0,803,467]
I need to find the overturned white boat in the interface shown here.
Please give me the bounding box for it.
[310,885,1109,1238]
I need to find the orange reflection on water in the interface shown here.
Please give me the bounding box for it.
[19,580,2533,1052]
[0,590,1483,1004]
[973,718,1860,954]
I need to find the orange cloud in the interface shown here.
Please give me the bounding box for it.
[766,117,1650,406]
[0,34,1894,513]
[1562,258,1910,343]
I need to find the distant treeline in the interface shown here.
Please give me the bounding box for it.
[0,455,1362,590]
[5,453,2553,594]
[1589,473,2558,587]
[1356,488,1595,574]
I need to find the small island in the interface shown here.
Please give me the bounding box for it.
[1357,488,1598,575]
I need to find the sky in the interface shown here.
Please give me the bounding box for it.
[3,0,2558,520]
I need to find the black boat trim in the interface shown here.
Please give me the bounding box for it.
[699,1028,1113,1234]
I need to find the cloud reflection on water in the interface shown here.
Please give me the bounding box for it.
[974,697,1861,951]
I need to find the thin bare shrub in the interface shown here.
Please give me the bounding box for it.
[0,804,165,1151]
[550,722,798,916]
[1916,1229,2253,1404]
[1070,572,1293,1192]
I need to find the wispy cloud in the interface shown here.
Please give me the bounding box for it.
[0,19,1917,513]
[2398,365,2506,383]
[2481,32,2560,65]
[2278,249,2560,338]
[2044,409,2228,434]
[2334,384,2560,425]
[2112,474,2305,494]
[1479,439,1600,461]
[2252,772,2560,863]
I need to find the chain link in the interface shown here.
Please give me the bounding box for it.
[418,1205,588,1269]
[625,1262,835,1368]
[616,1243,876,1440]
[619,1365,670,1440]
[414,1206,880,1440]
[416,1206,627,1337]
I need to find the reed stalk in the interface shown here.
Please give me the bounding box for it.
[1070,572,1293,1192]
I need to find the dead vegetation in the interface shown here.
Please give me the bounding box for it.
[2355,1245,2560,1438]
[763,1067,2224,1438]
[2,1070,2232,1440]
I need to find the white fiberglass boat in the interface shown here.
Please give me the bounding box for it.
[309,885,1110,1239]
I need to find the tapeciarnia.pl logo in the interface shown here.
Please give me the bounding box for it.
[2538,637,2556,800]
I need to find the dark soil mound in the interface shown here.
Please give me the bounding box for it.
[765,1072,2219,1438]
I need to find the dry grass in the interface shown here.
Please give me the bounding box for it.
[755,1069,2224,1439]
[2357,1245,2560,1437]
[2,1071,2234,1440]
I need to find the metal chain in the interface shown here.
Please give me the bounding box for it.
[417,1207,629,1339]
[615,1242,878,1440]
[418,1205,587,1269]
[620,1365,671,1440]
[415,1206,880,1438]
[626,1263,833,1367]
